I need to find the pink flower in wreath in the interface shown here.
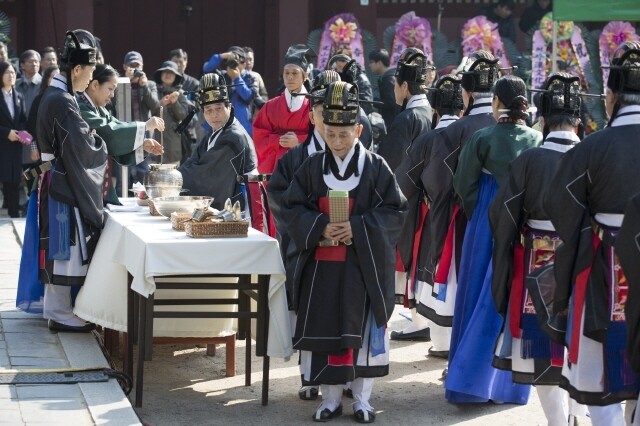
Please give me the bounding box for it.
[602,21,638,52]
[462,16,503,55]
[396,12,430,47]
[329,18,358,43]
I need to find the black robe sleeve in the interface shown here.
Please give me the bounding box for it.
[490,155,528,315]
[38,90,108,228]
[350,154,408,325]
[543,144,594,315]
[616,192,640,375]
[178,121,256,211]
[394,130,430,270]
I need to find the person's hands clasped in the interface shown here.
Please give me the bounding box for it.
[161,91,179,106]
[322,221,353,244]
[146,116,165,132]
[279,131,299,148]
[143,139,164,155]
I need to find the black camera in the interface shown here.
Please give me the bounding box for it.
[227,59,239,69]
[133,68,144,78]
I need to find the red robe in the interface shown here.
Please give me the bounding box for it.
[252,94,310,173]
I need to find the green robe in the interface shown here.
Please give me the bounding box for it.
[77,93,145,167]
[453,122,542,217]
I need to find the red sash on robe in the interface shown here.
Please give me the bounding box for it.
[434,203,460,284]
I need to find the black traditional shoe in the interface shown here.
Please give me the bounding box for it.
[354,409,376,424]
[390,327,430,341]
[343,388,353,398]
[298,386,319,400]
[48,320,96,333]
[427,347,449,359]
[439,368,448,381]
[312,404,342,422]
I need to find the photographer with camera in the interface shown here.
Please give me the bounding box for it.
[122,51,161,184]
[202,46,258,136]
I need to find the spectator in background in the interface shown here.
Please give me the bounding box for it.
[122,51,161,184]
[15,50,41,116]
[40,47,58,72]
[519,0,552,35]
[0,42,7,63]
[170,48,199,93]
[170,48,199,163]
[152,60,190,164]
[203,46,257,135]
[0,61,28,218]
[327,51,374,114]
[368,48,398,130]
[476,0,517,43]
[243,46,268,120]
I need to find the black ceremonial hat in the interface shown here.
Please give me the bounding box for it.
[284,44,316,72]
[429,75,464,111]
[322,81,359,126]
[460,51,500,92]
[607,41,640,94]
[199,71,229,106]
[395,47,431,84]
[60,29,97,66]
[310,70,341,106]
[539,72,581,118]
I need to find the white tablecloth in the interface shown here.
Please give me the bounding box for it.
[74,199,293,358]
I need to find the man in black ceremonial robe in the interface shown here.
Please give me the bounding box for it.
[178,70,257,211]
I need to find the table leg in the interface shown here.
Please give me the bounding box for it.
[245,306,251,387]
[144,293,154,361]
[125,273,135,381]
[257,274,270,405]
[135,293,149,408]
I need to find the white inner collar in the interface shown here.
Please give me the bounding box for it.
[285,86,307,113]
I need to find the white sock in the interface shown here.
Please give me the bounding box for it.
[400,308,429,334]
[588,403,624,426]
[318,384,343,412]
[351,377,374,412]
[536,385,568,426]
[43,284,86,325]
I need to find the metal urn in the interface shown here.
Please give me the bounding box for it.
[144,164,183,199]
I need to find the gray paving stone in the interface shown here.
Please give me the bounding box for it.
[2,319,48,334]
[0,352,10,368]
[5,331,59,346]
[4,340,63,359]
[0,408,23,424]
[0,398,20,410]
[19,399,92,423]
[9,357,68,369]
[16,384,82,400]
[1,312,40,320]
[0,385,17,399]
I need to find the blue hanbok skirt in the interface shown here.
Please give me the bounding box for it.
[16,189,44,313]
[445,173,530,404]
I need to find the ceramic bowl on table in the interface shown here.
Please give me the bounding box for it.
[151,196,214,218]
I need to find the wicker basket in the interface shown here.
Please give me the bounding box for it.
[170,212,193,231]
[184,219,249,238]
[148,199,162,216]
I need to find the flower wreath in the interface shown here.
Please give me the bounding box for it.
[461,16,510,69]
[391,11,433,66]
[317,13,365,70]
[599,21,639,87]
[531,13,591,90]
